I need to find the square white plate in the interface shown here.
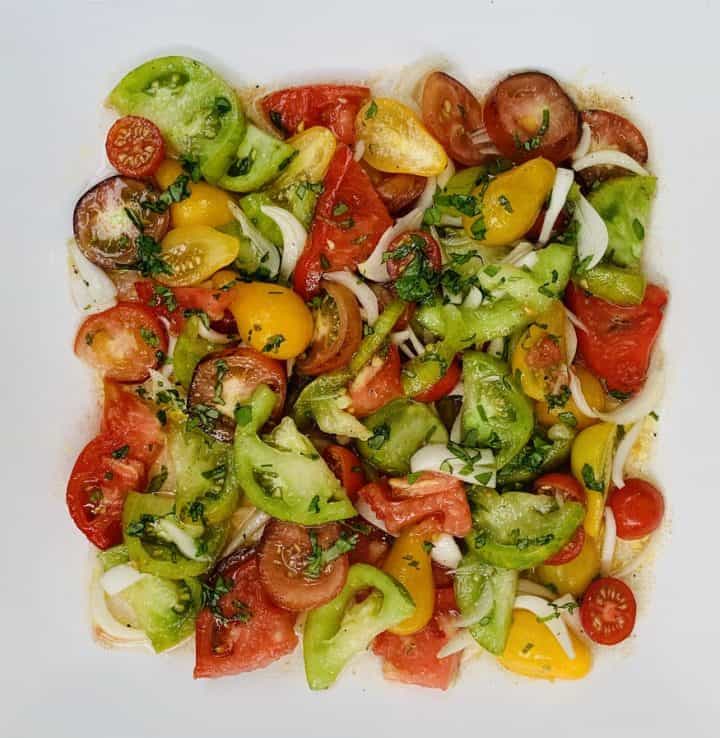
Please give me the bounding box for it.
[2,1,719,736]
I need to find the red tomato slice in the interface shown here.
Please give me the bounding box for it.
[194,555,298,678]
[293,145,393,299]
[413,357,461,403]
[322,445,366,500]
[534,473,586,565]
[348,343,404,418]
[74,302,168,382]
[373,587,460,690]
[360,162,426,215]
[580,576,636,645]
[258,521,349,611]
[484,72,581,164]
[421,71,491,166]
[347,520,392,567]
[261,84,370,144]
[106,116,165,178]
[565,282,667,394]
[359,472,472,537]
[384,230,442,281]
[297,280,363,375]
[608,478,664,540]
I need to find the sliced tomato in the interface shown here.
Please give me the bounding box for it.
[484,72,581,164]
[106,116,165,178]
[526,334,563,369]
[348,343,404,418]
[413,357,461,403]
[608,478,664,540]
[565,282,667,393]
[360,161,426,215]
[359,472,472,537]
[293,145,393,299]
[580,576,636,645]
[261,84,370,144]
[373,587,460,690]
[323,445,366,500]
[432,562,455,589]
[194,554,298,678]
[533,473,587,565]
[74,302,168,382]
[297,280,362,375]
[384,230,442,281]
[258,521,349,611]
[421,71,491,166]
[347,520,392,566]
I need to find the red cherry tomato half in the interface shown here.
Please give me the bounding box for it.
[106,116,165,178]
[348,343,404,418]
[534,473,587,565]
[360,161,427,215]
[580,576,637,645]
[322,445,366,500]
[413,357,461,403]
[74,302,168,382]
[384,230,442,281]
[607,478,664,540]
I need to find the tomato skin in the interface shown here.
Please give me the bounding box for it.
[347,519,392,566]
[323,445,366,500]
[580,577,637,646]
[293,145,393,299]
[194,555,298,678]
[106,116,165,178]
[385,230,442,281]
[360,162,426,214]
[74,302,168,382]
[533,473,587,565]
[413,357,461,403]
[261,84,370,144]
[565,282,667,393]
[348,344,404,418]
[608,478,664,540]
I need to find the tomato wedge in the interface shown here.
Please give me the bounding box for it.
[106,115,165,177]
[323,445,366,500]
[293,145,393,299]
[607,478,664,540]
[194,554,298,678]
[360,162,426,215]
[348,343,404,418]
[413,357,461,403]
[297,280,362,375]
[580,576,637,645]
[384,230,442,282]
[565,282,667,393]
[373,587,460,690]
[261,84,370,144]
[484,72,580,164]
[74,302,168,382]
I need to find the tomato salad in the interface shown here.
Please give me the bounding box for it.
[68,56,667,689]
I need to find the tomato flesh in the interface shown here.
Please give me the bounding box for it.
[384,230,442,281]
[348,343,404,418]
[533,473,587,565]
[580,576,637,645]
[608,478,664,540]
[360,162,426,214]
[413,357,461,403]
[106,115,165,177]
[322,445,366,500]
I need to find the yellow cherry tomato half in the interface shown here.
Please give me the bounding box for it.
[463,158,556,247]
[498,609,591,680]
[571,422,618,538]
[535,534,601,598]
[536,365,606,431]
[155,160,234,228]
[156,225,240,287]
[230,282,313,360]
[356,98,448,177]
[271,126,336,191]
[382,524,435,635]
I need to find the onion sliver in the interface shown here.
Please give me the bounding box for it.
[430,533,462,569]
[90,565,149,648]
[100,564,146,597]
[449,409,463,444]
[355,498,394,536]
[410,444,496,487]
[573,149,649,176]
[154,518,207,561]
[575,194,608,270]
[324,271,379,326]
[569,369,599,419]
[517,579,556,599]
[463,286,484,309]
[514,595,576,659]
[538,168,574,245]
[502,240,535,265]
[436,630,479,659]
[229,202,281,279]
[417,175,438,213]
[453,584,494,628]
[448,380,464,397]
[565,315,578,364]
[600,507,617,576]
[353,140,366,162]
[611,420,645,488]
[260,205,307,281]
[222,509,271,556]
[563,305,588,333]
[197,321,232,343]
[572,122,592,161]
[436,158,456,190]
[68,239,117,314]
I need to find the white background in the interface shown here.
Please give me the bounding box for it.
[1,1,718,736]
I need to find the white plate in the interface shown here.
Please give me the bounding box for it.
[1,1,719,736]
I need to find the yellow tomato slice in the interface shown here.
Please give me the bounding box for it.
[535,365,606,430]
[271,126,336,190]
[536,535,601,598]
[356,98,448,176]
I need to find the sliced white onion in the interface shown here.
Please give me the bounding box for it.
[468,126,493,145]
[548,423,573,442]
[612,420,645,488]
[430,533,462,569]
[448,380,464,397]
[410,444,496,487]
[538,168,574,246]
[161,326,177,378]
[437,159,456,190]
[67,239,117,314]
[514,595,575,659]
[553,593,583,636]
[260,205,307,281]
[502,240,535,265]
[397,341,417,360]
[565,316,578,365]
[486,337,506,359]
[517,579,556,599]
[197,321,232,344]
[324,270,379,326]
[154,518,208,561]
[391,330,411,345]
[573,149,649,176]
[575,194,609,270]
[229,202,281,278]
[600,507,617,576]
[286,358,295,378]
[407,325,426,355]
[440,214,463,227]
[569,369,600,419]
[353,139,366,162]
[355,497,394,536]
[613,531,657,578]
[222,509,271,556]
[100,564,146,597]
[90,566,149,648]
[449,408,463,444]
[437,630,479,659]
[572,122,592,161]
[463,286,484,309]
[563,305,588,333]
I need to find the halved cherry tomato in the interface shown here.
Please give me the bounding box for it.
[194,554,298,678]
[106,116,165,178]
[580,576,636,645]
[258,521,349,611]
[74,302,168,382]
[484,72,580,164]
[359,472,472,536]
[360,161,426,214]
[607,478,664,540]
[323,445,366,500]
[262,84,370,144]
[297,280,362,375]
[348,343,404,418]
[533,473,587,565]
[413,357,461,403]
[565,282,667,393]
[188,346,286,442]
[421,72,490,166]
[293,145,393,299]
[384,230,442,281]
[347,519,392,566]
[373,587,460,690]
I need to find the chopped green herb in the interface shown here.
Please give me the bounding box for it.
[367,423,390,450]
[498,194,513,213]
[308,495,321,514]
[581,463,604,492]
[365,100,378,119]
[234,404,253,427]
[146,466,168,494]
[332,202,349,217]
[202,576,252,626]
[111,445,130,460]
[304,531,358,579]
[139,327,159,348]
[262,334,286,353]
